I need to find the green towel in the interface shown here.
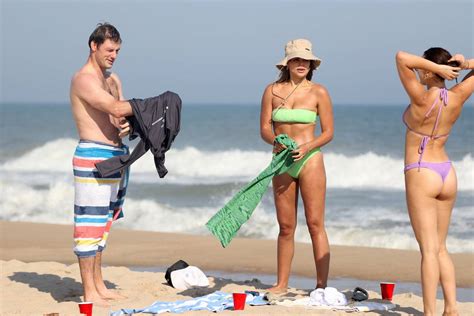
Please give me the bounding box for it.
[206,134,298,247]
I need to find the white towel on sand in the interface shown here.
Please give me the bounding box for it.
[309,287,348,306]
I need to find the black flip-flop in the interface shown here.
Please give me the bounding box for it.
[351,287,369,301]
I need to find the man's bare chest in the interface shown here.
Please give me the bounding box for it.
[104,79,119,100]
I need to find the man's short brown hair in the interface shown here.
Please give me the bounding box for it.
[88,22,121,49]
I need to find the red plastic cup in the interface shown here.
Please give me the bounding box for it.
[380,282,396,300]
[78,302,93,316]
[232,293,247,310]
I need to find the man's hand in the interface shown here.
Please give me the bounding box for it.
[118,119,130,138]
[110,116,131,138]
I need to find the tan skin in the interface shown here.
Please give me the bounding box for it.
[70,39,132,146]
[396,51,473,316]
[70,39,133,307]
[260,58,334,293]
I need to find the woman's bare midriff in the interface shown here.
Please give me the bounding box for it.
[273,122,317,146]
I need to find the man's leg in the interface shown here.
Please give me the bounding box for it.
[78,256,111,307]
[93,166,129,300]
[93,250,125,299]
[73,141,128,304]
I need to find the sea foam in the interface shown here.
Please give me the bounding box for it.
[1,138,472,190]
[0,178,472,253]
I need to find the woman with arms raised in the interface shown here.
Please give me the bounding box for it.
[396,48,473,316]
[260,39,334,293]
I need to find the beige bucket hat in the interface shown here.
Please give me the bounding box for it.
[276,38,322,70]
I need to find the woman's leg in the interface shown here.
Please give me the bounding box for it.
[270,172,298,293]
[405,168,445,316]
[436,168,458,316]
[298,152,330,288]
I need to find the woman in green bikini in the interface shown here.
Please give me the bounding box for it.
[260,39,334,293]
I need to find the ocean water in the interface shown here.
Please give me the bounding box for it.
[0,103,473,253]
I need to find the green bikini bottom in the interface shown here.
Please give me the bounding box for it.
[286,147,321,178]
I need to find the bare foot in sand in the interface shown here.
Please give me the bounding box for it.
[267,286,288,294]
[98,288,127,300]
[84,295,111,307]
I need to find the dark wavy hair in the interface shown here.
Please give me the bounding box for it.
[88,22,121,49]
[276,60,317,83]
[423,47,460,81]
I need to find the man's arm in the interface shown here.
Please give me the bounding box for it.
[72,73,132,118]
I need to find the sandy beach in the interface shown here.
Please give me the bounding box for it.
[1,221,473,315]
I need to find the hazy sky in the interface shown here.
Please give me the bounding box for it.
[1,0,473,105]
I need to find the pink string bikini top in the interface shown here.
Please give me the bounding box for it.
[402,88,449,166]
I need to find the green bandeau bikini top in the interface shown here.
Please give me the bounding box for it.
[272,108,318,124]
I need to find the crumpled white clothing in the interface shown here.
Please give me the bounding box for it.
[309,287,348,306]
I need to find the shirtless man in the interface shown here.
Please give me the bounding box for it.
[70,23,133,306]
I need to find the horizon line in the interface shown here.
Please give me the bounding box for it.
[6,102,472,107]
